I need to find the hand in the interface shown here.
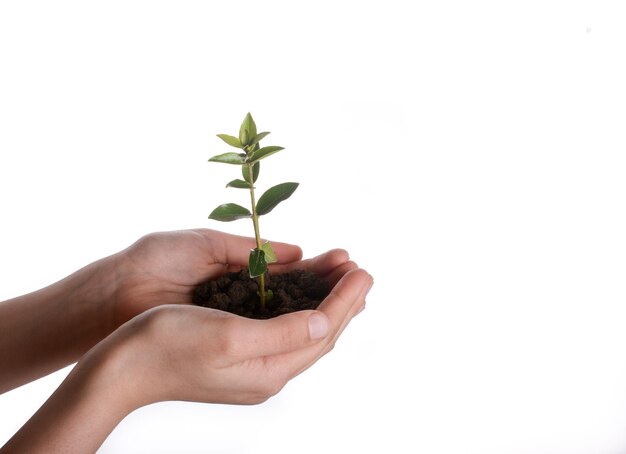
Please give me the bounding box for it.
[107,231,372,403]
[110,229,305,327]
[0,228,355,395]
[113,268,372,408]
[1,264,373,453]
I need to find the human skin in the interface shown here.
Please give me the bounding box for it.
[0,229,372,452]
[0,229,352,392]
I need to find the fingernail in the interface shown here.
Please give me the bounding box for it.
[308,313,329,340]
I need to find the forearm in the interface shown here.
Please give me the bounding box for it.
[0,256,119,393]
[0,336,135,454]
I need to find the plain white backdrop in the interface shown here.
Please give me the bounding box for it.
[1,1,625,453]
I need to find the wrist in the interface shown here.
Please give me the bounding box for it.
[1,331,135,453]
[0,253,124,393]
[61,252,123,339]
[75,328,143,416]
[91,307,167,410]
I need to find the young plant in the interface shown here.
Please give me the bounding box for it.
[208,113,298,308]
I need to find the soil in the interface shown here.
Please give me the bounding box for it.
[192,269,330,319]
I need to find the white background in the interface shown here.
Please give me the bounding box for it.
[1,1,625,453]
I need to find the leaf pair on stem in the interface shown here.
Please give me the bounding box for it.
[208,113,298,308]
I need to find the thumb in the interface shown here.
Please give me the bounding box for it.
[223,310,330,362]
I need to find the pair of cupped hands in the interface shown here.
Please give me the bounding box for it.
[82,229,372,408]
[0,229,371,452]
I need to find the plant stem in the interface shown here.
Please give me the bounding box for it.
[247,163,266,308]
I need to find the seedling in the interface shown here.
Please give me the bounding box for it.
[208,113,298,308]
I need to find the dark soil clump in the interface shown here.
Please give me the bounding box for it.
[192,269,330,319]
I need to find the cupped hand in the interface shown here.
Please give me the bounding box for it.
[109,229,354,329]
[110,229,300,327]
[102,267,373,410]
[0,228,369,454]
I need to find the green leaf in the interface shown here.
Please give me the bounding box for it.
[226,179,251,189]
[216,134,242,149]
[249,248,267,278]
[261,241,277,263]
[239,113,257,147]
[209,203,251,222]
[256,182,299,216]
[208,152,245,165]
[242,162,260,184]
[240,129,249,148]
[250,131,270,147]
[248,146,285,163]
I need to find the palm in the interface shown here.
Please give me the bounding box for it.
[110,228,352,329]
[111,229,308,326]
[111,230,218,324]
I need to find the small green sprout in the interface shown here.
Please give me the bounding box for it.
[208,113,298,308]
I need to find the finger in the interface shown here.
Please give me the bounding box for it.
[270,241,304,264]
[290,270,373,377]
[213,309,330,364]
[316,268,372,325]
[196,229,303,266]
[263,268,373,378]
[324,260,359,287]
[317,273,372,355]
[270,249,351,277]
